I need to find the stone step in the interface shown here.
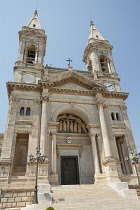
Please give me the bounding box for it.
[20,184,140,210]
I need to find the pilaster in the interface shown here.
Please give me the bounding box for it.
[96,97,120,183]
[40,96,49,155]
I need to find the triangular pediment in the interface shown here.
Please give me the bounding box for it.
[56,82,88,90]
[42,70,105,90]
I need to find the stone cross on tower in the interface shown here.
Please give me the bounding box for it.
[66,58,72,66]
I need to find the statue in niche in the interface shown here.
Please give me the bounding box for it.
[78,124,82,133]
[81,123,87,133]
[57,113,88,134]
[59,121,63,132]
[63,121,67,132]
[67,120,70,132]
[70,121,74,132]
[74,122,78,132]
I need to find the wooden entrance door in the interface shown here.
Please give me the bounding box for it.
[61,156,79,185]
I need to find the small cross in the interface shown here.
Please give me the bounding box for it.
[66,58,72,65]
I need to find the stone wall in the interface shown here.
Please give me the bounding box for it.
[0,189,34,209]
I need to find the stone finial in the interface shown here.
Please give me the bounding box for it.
[68,64,73,71]
[34,10,38,15]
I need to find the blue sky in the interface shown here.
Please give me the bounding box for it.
[0,0,140,152]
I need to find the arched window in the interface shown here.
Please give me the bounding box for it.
[20,107,25,115]
[99,55,109,73]
[26,45,36,64]
[111,112,115,120]
[116,113,120,121]
[26,108,31,116]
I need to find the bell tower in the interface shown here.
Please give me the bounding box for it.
[14,10,47,83]
[83,21,116,75]
[83,21,121,92]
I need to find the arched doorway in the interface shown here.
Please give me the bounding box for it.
[56,113,94,185]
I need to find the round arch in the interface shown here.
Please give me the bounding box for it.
[52,104,91,125]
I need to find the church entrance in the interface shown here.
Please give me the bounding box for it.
[61,156,79,185]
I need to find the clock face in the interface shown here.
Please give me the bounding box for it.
[104,82,115,91]
[22,74,35,83]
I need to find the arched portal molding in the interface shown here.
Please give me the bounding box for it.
[52,104,92,125]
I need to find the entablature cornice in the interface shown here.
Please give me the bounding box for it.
[112,126,126,130]
[102,92,129,100]
[15,120,33,126]
[6,83,128,100]
[48,87,93,96]
[14,65,44,73]
[7,82,41,96]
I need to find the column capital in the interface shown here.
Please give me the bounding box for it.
[48,122,59,127]
[50,131,57,135]
[33,99,41,105]
[120,105,127,111]
[96,99,108,109]
[9,96,20,104]
[89,132,97,138]
[41,96,49,103]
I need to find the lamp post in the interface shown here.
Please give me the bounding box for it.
[29,146,46,204]
[125,149,140,185]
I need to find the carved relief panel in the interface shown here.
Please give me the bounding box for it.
[57,114,88,134]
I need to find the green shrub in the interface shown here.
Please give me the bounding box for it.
[46,207,54,210]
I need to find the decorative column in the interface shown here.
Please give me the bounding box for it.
[51,131,57,174]
[0,96,19,186]
[49,126,59,184]
[97,100,112,159]
[40,96,49,155]
[90,132,101,175]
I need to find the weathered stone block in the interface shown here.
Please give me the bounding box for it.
[2,202,12,208]
[31,192,34,196]
[1,197,8,202]
[22,196,29,202]
[8,197,15,202]
[13,192,18,197]
[18,192,26,197]
[17,202,26,207]
[15,196,22,202]
[12,202,17,208]
[4,192,13,198]
[26,201,32,205]
[27,192,31,196]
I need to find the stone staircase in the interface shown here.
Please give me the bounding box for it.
[129,185,140,199]
[17,184,140,210]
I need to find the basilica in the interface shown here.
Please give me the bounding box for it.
[0,10,140,209]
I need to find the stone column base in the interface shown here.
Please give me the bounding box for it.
[94,173,108,184]
[103,158,121,183]
[49,174,59,185]
[38,162,49,184]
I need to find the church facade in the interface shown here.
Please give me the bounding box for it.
[0,11,138,191]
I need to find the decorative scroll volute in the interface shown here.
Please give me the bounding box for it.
[57,114,88,134]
